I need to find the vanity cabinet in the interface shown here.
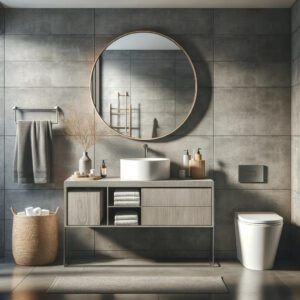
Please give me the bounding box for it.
[64,178,214,266]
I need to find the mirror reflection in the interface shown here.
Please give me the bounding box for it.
[91,32,197,140]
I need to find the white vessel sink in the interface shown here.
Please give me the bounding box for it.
[120,158,170,181]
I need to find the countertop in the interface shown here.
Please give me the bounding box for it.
[64,177,214,188]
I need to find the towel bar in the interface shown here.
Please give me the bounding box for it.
[12,106,60,124]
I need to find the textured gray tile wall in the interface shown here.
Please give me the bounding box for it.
[291,0,300,261]
[1,8,291,260]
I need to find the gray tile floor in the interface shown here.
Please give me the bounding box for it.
[0,261,299,299]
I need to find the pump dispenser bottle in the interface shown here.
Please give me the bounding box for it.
[189,148,205,179]
[183,150,190,177]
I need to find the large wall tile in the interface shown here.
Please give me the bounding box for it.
[214,9,290,35]
[5,61,93,88]
[5,136,95,189]
[215,35,290,62]
[171,35,213,62]
[214,88,291,136]
[214,62,290,87]
[95,228,211,256]
[5,35,94,62]
[5,9,94,34]
[292,28,300,60]
[216,189,291,225]
[95,9,213,35]
[94,135,213,177]
[292,0,300,33]
[292,84,300,136]
[173,88,213,136]
[67,227,95,251]
[4,88,95,136]
[214,136,291,190]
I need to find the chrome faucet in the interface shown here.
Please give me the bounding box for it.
[143,144,148,158]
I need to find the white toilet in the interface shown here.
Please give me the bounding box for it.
[235,212,283,270]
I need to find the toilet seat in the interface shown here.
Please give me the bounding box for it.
[236,212,283,225]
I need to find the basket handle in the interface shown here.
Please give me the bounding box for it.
[11,207,17,216]
[54,207,59,214]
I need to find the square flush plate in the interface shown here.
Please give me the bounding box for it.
[238,165,267,183]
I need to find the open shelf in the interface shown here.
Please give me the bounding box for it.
[108,187,141,207]
[108,206,141,226]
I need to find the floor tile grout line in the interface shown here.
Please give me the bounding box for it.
[10,267,34,292]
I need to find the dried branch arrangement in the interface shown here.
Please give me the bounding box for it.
[64,110,96,151]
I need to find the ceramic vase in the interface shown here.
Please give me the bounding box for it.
[79,152,92,175]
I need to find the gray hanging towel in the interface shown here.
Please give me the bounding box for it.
[14,121,53,184]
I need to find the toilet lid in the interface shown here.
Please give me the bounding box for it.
[236,212,283,225]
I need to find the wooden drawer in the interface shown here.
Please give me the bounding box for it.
[67,190,104,226]
[142,207,212,226]
[142,188,211,207]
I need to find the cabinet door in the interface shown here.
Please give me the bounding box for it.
[142,207,211,226]
[67,190,103,226]
[142,188,211,207]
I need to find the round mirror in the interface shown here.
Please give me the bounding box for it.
[91,31,197,140]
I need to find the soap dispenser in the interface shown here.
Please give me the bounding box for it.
[189,148,205,179]
[195,148,202,161]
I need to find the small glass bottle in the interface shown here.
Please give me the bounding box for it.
[101,160,107,178]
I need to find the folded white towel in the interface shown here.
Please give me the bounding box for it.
[114,196,140,201]
[114,189,140,197]
[17,211,26,215]
[115,211,138,221]
[114,219,138,226]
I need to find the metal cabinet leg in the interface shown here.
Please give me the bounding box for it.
[63,227,68,266]
[211,227,215,266]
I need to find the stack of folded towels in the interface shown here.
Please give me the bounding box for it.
[113,189,140,206]
[114,211,138,226]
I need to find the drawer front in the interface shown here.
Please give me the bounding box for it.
[142,188,211,207]
[67,191,103,226]
[142,207,212,226]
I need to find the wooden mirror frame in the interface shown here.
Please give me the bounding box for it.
[90,30,198,141]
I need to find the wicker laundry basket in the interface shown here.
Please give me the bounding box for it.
[11,207,59,266]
